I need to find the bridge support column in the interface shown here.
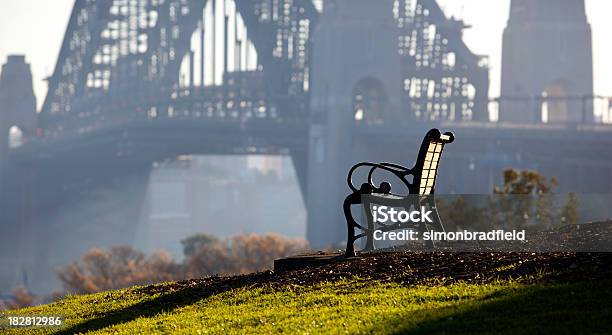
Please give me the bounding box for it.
[0,159,34,291]
[306,0,403,248]
[290,146,309,206]
[0,55,37,290]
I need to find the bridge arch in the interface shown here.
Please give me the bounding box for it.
[40,0,318,134]
[177,0,260,88]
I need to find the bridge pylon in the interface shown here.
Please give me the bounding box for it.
[306,0,404,248]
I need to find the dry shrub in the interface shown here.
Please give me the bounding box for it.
[12,286,35,307]
[185,234,309,277]
[57,246,182,294]
[184,240,236,276]
[0,286,36,310]
[56,234,308,295]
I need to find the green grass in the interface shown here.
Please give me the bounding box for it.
[3,278,612,334]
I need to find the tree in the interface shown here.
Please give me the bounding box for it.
[181,233,219,257]
[560,192,579,225]
[493,169,557,195]
[490,168,558,230]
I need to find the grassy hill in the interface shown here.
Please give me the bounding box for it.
[3,252,612,334]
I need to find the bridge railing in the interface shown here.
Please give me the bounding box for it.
[354,95,612,126]
[488,95,612,124]
[30,93,612,146]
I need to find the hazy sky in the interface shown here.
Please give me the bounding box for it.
[0,0,610,110]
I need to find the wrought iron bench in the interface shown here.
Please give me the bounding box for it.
[343,128,455,257]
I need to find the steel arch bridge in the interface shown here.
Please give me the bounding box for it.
[36,0,487,146]
[2,0,490,242]
[4,0,612,294]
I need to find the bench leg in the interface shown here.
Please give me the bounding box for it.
[431,209,445,233]
[429,196,446,233]
[419,197,440,248]
[424,197,445,248]
[345,236,357,257]
[419,222,435,249]
[364,231,374,251]
[343,194,360,257]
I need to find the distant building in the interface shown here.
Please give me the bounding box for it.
[500,0,593,123]
[0,55,37,155]
[0,55,37,293]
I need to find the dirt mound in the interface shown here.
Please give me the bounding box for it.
[525,220,612,251]
[137,251,612,297]
[137,221,612,296]
[386,220,612,252]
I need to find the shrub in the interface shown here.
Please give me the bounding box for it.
[490,168,558,230]
[560,192,579,225]
[57,246,182,294]
[185,234,309,277]
[0,286,36,310]
[57,234,309,295]
[181,233,219,257]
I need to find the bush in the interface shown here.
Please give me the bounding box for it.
[181,233,219,257]
[437,169,579,232]
[57,246,182,294]
[57,234,309,295]
[490,168,559,230]
[185,234,309,277]
[560,192,579,225]
[0,286,36,310]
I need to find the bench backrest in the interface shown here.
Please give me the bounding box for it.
[413,129,455,196]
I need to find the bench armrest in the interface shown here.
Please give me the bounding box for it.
[347,162,414,193]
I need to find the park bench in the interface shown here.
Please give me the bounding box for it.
[343,128,455,257]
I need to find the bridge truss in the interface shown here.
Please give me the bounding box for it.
[40,0,318,139]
